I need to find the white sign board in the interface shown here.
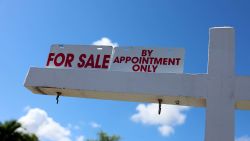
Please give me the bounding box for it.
[45,45,184,73]
[110,47,185,73]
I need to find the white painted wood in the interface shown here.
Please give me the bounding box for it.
[25,68,207,106]
[24,27,250,141]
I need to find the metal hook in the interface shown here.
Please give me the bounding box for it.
[158,99,162,115]
[175,100,180,105]
[56,92,61,104]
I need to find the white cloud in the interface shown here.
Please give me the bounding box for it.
[18,108,71,141]
[131,104,190,137]
[158,125,174,136]
[90,122,101,128]
[76,135,85,141]
[236,136,250,141]
[92,37,118,47]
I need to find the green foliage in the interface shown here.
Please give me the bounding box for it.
[87,131,120,141]
[0,120,39,141]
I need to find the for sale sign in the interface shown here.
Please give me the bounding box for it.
[45,44,184,73]
[46,44,113,69]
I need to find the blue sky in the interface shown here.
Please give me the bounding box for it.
[0,0,250,141]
